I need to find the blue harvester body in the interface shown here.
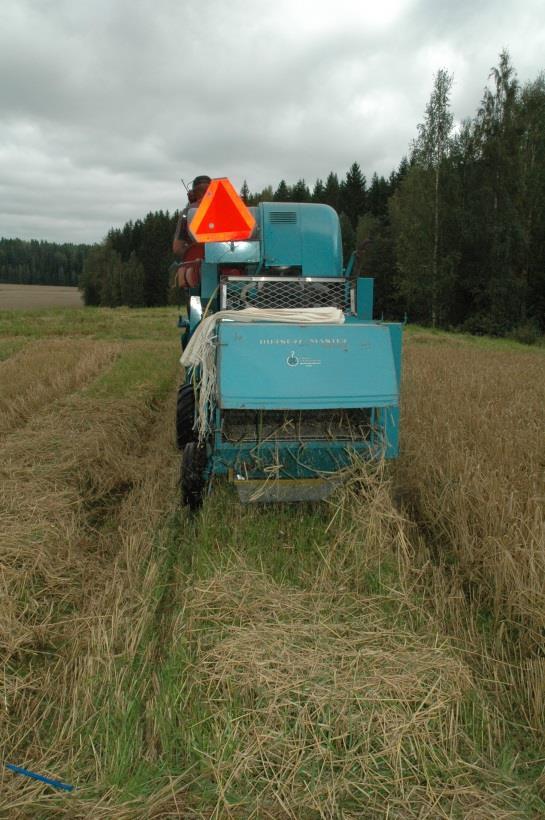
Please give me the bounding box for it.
[179,200,402,503]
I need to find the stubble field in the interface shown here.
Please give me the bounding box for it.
[0,284,84,310]
[0,305,544,817]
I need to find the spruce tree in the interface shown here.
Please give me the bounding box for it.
[323,172,340,212]
[273,180,290,201]
[312,179,325,202]
[475,51,521,330]
[368,173,389,219]
[240,180,250,204]
[517,75,545,330]
[340,162,367,228]
[291,179,311,202]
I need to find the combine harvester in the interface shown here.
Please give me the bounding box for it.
[176,178,402,507]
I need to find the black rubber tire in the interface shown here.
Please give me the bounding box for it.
[180,441,208,510]
[176,384,196,451]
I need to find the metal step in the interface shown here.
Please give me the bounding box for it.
[233,476,342,503]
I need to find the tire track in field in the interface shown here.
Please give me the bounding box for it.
[0,343,179,805]
[0,387,183,816]
[0,338,120,437]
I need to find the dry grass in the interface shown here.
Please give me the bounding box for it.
[0,341,179,815]
[399,341,545,735]
[2,416,534,816]
[137,469,534,818]
[1,314,544,816]
[183,573,478,817]
[0,338,119,435]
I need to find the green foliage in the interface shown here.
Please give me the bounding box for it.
[403,69,454,326]
[80,244,121,307]
[340,162,367,228]
[413,68,454,170]
[367,172,390,219]
[323,171,341,211]
[273,179,290,201]
[227,54,544,336]
[356,213,401,319]
[247,184,273,205]
[0,238,89,286]
[239,179,250,203]
[291,178,311,201]
[121,252,145,307]
[80,211,177,308]
[390,53,545,334]
[390,166,449,322]
[508,319,543,346]
[339,212,355,265]
[312,178,325,202]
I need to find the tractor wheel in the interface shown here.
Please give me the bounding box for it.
[180,441,208,510]
[176,384,196,450]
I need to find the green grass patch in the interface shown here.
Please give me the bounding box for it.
[406,323,545,352]
[83,342,178,401]
[0,305,181,341]
[186,482,334,583]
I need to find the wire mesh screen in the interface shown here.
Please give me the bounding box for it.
[221,277,351,312]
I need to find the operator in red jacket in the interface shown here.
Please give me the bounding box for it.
[172,175,211,288]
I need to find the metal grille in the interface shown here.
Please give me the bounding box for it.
[269,211,297,224]
[221,276,351,312]
[222,409,373,443]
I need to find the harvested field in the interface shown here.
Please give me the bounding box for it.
[0,311,544,817]
[0,339,119,435]
[0,283,84,309]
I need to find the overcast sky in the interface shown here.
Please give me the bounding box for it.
[1,0,544,244]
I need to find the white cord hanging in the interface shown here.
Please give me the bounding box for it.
[180,307,345,441]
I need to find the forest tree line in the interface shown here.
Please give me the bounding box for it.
[6,51,544,340]
[82,51,545,339]
[80,211,176,308]
[240,50,545,338]
[0,238,88,287]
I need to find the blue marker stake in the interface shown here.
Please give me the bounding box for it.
[5,763,74,792]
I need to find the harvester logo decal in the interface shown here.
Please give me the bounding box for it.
[286,351,299,367]
[286,350,321,368]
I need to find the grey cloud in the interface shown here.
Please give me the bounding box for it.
[0,0,543,242]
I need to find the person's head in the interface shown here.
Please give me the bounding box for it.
[190,175,211,202]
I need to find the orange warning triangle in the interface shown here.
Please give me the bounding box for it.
[189,178,256,243]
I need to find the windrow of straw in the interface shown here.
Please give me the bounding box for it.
[0,342,179,814]
[399,339,545,734]
[133,467,537,818]
[0,338,119,436]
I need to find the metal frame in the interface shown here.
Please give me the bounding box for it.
[219,275,354,313]
[209,404,395,480]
